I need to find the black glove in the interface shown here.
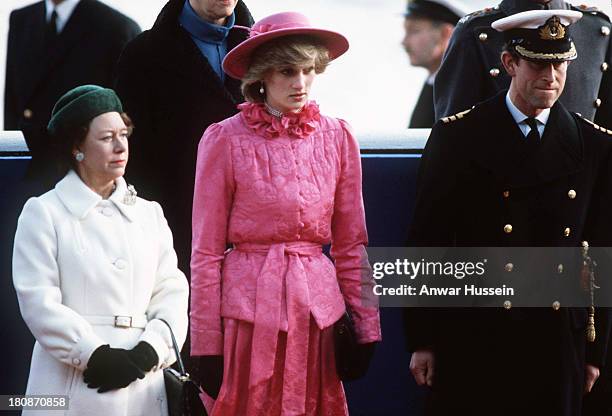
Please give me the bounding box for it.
[126,341,158,372]
[83,345,145,393]
[198,355,224,399]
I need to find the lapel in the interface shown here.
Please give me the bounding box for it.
[27,0,96,103]
[20,1,47,104]
[472,92,582,188]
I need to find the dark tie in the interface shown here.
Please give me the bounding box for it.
[45,10,58,48]
[524,117,540,151]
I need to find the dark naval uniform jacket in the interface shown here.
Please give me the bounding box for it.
[410,82,435,128]
[406,91,612,416]
[114,0,254,277]
[4,0,141,187]
[434,0,612,127]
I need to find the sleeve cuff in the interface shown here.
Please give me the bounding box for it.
[190,328,224,356]
[70,332,106,371]
[139,320,172,370]
[354,315,382,344]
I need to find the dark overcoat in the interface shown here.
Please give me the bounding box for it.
[114,0,254,276]
[4,0,141,186]
[406,91,612,416]
[434,0,612,126]
[409,82,435,128]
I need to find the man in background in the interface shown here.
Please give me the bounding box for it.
[402,0,467,128]
[5,0,141,190]
[115,0,253,281]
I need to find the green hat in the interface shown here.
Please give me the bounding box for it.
[47,85,123,135]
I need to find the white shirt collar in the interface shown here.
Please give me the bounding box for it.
[45,0,80,33]
[505,92,550,138]
[426,71,437,86]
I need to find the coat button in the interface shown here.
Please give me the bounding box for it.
[568,189,576,199]
[114,259,127,270]
[552,301,561,311]
[594,98,602,108]
[490,68,500,77]
[23,109,33,119]
[558,264,564,274]
[504,224,513,234]
[479,32,488,42]
[602,62,609,72]
[295,234,301,240]
[503,190,510,198]
[505,263,514,272]
[602,26,610,36]
[503,300,512,310]
[564,227,571,237]
[73,358,81,366]
[298,222,305,228]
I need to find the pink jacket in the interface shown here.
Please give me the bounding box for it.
[190,101,381,359]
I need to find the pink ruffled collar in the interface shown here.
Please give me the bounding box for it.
[238,101,321,139]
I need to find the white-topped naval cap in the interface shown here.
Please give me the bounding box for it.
[492,9,582,32]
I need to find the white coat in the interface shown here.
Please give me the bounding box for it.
[12,170,189,416]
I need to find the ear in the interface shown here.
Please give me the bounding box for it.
[440,23,454,43]
[501,51,517,77]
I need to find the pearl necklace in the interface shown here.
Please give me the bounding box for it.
[264,101,303,118]
[264,101,283,118]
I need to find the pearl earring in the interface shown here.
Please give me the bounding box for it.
[75,152,85,162]
[259,83,265,95]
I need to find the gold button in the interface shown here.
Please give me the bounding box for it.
[602,26,610,36]
[503,190,510,198]
[595,98,602,108]
[505,263,514,272]
[503,300,512,310]
[504,224,513,234]
[479,32,488,42]
[23,109,33,119]
[552,301,561,311]
[602,62,609,72]
[568,189,576,199]
[564,227,571,237]
[558,264,564,274]
[490,68,500,77]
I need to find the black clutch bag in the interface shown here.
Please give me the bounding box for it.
[158,319,207,416]
[333,310,375,381]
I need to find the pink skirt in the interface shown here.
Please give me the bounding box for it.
[210,317,348,416]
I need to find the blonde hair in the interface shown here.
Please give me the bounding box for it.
[241,35,331,103]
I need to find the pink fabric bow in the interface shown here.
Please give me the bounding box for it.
[234,241,321,415]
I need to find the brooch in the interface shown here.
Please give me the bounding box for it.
[123,184,137,205]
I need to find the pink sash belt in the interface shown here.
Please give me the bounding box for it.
[233,241,322,415]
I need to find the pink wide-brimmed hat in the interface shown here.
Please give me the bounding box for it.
[222,12,349,80]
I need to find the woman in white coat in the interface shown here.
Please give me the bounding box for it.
[12,85,189,415]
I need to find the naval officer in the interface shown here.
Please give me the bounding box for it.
[434,0,612,128]
[402,0,468,128]
[406,10,612,416]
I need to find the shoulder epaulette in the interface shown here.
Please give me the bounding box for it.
[458,6,499,25]
[573,4,610,21]
[441,108,473,124]
[577,114,612,135]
